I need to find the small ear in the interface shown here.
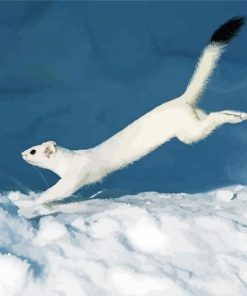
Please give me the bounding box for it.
[44,141,56,158]
[45,141,56,146]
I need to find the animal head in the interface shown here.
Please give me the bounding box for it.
[21,141,57,169]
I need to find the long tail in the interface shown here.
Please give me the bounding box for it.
[183,16,245,105]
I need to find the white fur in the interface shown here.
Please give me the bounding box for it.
[21,42,247,205]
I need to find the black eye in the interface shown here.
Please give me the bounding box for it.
[30,149,36,155]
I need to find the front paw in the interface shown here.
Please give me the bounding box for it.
[15,199,36,209]
[18,205,40,219]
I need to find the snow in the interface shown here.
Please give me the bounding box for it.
[0,186,246,295]
[0,254,29,296]
[215,189,234,201]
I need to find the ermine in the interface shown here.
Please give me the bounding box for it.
[21,16,246,205]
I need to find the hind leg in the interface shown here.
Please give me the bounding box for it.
[177,110,247,144]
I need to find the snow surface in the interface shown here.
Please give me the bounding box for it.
[0,186,247,295]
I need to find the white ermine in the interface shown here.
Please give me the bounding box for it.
[21,16,246,205]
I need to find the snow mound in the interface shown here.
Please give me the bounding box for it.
[1,185,247,295]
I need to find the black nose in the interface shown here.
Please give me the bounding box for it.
[30,149,36,155]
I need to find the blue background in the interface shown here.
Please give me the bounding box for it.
[0,1,247,195]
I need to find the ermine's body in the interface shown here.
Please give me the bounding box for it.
[21,16,246,205]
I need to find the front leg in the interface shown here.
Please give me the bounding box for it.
[35,175,82,205]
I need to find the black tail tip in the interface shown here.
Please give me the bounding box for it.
[210,16,246,44]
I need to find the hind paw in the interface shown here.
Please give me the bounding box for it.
[220,110,247,123]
